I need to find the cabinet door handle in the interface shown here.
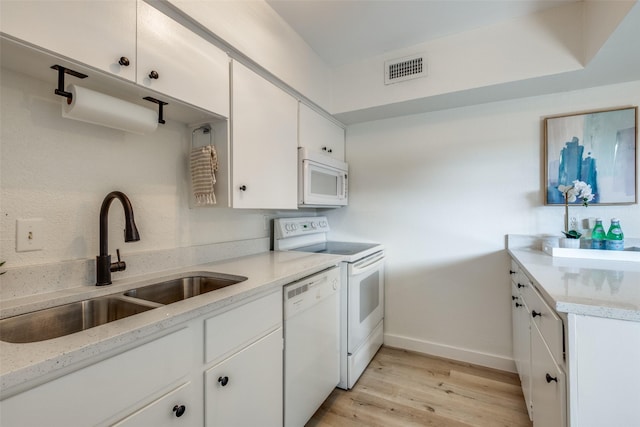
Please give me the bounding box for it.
[118,57,130,66]
[509,270,516,275]
[173,404,186,417]
[512,295,518,301]
[239,185,247,191]
[515,302,523,308]
[218,376,229,386]
[322,146,333,153]
[532,310,542,318]
[545,373,558,383]
[149,70,159,79]
[517,283,525,288]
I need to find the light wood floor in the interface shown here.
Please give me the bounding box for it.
[307,346,532,427]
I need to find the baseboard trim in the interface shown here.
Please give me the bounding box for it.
[384,333,517,373]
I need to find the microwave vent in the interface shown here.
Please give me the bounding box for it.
[384,54,427,85]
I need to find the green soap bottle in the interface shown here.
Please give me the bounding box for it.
[605,218,624,251]
[591,218,606,250]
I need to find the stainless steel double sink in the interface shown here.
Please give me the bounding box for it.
[0,273,247,344]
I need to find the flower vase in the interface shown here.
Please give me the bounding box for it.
[559,238,581,249]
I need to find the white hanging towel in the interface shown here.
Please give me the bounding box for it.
[190,145,218,205]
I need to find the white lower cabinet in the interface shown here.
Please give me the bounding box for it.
[0,289,284,427]
[510,259,566,426]
[204,328,283,427]
[0,327,195,427]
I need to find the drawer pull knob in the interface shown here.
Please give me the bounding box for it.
[532,310,542,318]
[149,70,159,79]
[239,185,247,191]
[218,376,229,386]
[512,296,518,301]
[517,283,525,288]
[173,404,186,417]
[515,302,523,308]
[546,373,558,383]
[510,270,516,274]
[118,57,130,66]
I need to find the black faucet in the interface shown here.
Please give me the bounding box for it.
[96,191,140,286]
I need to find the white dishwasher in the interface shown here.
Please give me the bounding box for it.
[284,266,340,427]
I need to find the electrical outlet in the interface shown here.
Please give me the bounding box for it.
[16,218,44,252]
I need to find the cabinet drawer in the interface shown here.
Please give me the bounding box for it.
[525,284,564,364]
[113,382,196,427]
[204,290,282,364]
[0,328,193,427]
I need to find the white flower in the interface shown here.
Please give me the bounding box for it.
[558,180,594,205]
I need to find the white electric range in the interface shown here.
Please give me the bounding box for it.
[274,216,385,390]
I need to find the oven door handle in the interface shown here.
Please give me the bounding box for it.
[351,252,385,275]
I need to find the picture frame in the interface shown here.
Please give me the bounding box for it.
[544,106,638,205]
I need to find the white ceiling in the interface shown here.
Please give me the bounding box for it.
[266,0,580,67]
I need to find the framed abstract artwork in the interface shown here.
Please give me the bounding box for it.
[544,106,638,205]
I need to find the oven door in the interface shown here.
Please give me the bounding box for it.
[347,251,385,353]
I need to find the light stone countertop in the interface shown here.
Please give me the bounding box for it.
[508,247,640,322]
[0,251,344,397]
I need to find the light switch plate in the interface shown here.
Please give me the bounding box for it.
[16,218,44,252]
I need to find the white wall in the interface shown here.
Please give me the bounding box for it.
[0,68,269,268]
[166,0,333,112]
[331,2,585,116]
[326,80,640,371]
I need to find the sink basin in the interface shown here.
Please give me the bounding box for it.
[124,273,248,305]
[0,297,155,343]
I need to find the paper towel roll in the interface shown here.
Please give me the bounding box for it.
[62,84,158,134]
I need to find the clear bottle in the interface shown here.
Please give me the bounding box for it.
[591,218,606,250]
[605,218,624,251]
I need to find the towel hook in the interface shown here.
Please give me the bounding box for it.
[191,125,213,148]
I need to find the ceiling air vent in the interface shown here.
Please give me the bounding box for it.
[384,54,427,85]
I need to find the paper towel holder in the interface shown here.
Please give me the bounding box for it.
[143,96,168,125]
[50,65,88,101]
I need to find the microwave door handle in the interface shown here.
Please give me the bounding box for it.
[351,253,384,274]
[343,174,347,199]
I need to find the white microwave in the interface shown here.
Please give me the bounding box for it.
[298,148,348,208]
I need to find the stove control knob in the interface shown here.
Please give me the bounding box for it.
[311,222,317,229]
[320,221,327,227]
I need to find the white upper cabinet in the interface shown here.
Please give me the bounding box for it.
[230,60,298,209]
[0,0,136,82]
[298,103,345,161]
[137,1,229,117]
[1,1,229,117]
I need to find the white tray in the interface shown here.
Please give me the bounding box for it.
[544,245,640,262]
